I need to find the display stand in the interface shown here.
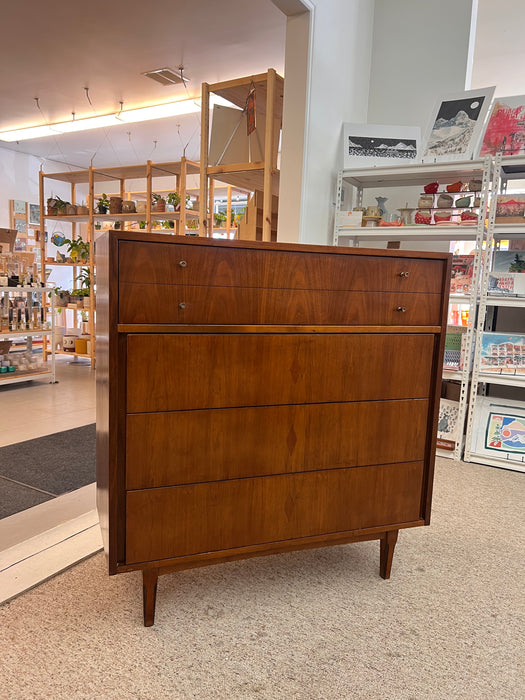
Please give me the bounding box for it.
[332,158,492,460]
[199,69,283,241]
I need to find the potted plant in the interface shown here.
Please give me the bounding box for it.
[96,193,110,214]
[49,286,70,308]
[62,236,90,263]
[55,196,70,216]
[166,192,181,211]
[214,212,227,228]
[152,193,166,212]
[47,197,58,216]
[73,267,91,308]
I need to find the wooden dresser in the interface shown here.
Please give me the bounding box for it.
[96,231,451,626]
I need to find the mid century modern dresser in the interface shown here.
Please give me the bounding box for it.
[96,231,451,626]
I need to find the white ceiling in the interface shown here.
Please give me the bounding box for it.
[0,0,286,169]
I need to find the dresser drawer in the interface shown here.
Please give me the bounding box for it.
[126,399,429,488]
[126,333,435,412]
[119,283,442,326]
[125,461,425,564]
[118,240,445,294]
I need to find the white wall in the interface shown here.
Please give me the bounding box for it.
[278,0,375,245]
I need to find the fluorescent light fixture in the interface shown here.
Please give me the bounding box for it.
[0,98,202,142]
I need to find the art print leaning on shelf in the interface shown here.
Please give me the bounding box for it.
[472,397,525,459]
[342,123,420,168]
[478,95,525,157]
[420,87,495,162]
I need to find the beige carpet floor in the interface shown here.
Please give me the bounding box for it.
[1,457,524,700]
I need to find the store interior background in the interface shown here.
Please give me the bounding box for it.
[0,0,524,582]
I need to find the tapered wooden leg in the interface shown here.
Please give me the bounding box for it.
[380,530,398,579]
[143,568,159,627]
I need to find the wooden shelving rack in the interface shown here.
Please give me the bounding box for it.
[199,69,284,241]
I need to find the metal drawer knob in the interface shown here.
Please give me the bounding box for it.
[178,302,186,310]
[179,260,187,267]
[396,306,407,312]
[399,271,409,277]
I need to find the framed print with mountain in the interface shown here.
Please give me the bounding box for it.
[343,123,420,168]
[421,87,495,162]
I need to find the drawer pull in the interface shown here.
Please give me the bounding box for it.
[396,306,407,313]
[179,260,187,267]
[399,271,409,278]
[178,302,186,310]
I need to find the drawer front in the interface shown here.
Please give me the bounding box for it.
[125,461,425,564]
[119,283,442,326]
[126,399,429,488]
[118,240,445,294]
[126,333,435,412]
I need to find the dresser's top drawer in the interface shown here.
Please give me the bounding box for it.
[118,240,446,294]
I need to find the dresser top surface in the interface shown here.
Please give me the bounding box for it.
[102,230,452,262]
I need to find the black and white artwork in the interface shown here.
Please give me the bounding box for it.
[343,123,420,168]
[421,87,495,161]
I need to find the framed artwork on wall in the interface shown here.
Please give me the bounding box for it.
[420,87,495,162]
[478,95,525,157]
[342,123,420,169]
[29,203,40,225]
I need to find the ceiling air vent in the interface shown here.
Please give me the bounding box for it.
[143,67,189,86]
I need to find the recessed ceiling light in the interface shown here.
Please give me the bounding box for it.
[143,67,189,86]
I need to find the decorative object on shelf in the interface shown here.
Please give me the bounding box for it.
[421,86,495,161]
[492,250,525,273]
[460,210,478,224]
[365,205,381,217]
[424,182,439,194]
[51,233,66,247]
[434,210,452,223]
[214,212,227,228]
[166,192,181,211]
[494,194,525,223]
[378,219,402,227]
[97,194,110,214]
[437,399,460,451]
[437,193,454,208]
[152,194,166,212]
[468,179,482,192]
[450,255,475,294]
[47,198,58,216]
[375,196,388,218]
[418,195,434,208]
[122,200,136,213]
[478,95,525,157]
[77,204,89,215]
[136,201,147,213]
[342,123,420,168]
[446,181,463,193]
[397,206,415,225]
[336,211,363,228]
[55,196,70,216]
[109,196,123,214]
[455,196,471,208]
[471,397,525,461]
[361,216,381,227]
[29,204,40,225]
[65,204,77,216]
[414,210,432,225]
[63,335,76,352]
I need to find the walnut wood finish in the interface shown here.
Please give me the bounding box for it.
[126,462,424,564]
[119,283,442,325]
[118,240,444,294]
[96,231,451,626]
[126,333,434,413]
[126,399,429,489]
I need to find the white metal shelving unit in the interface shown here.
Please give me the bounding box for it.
[463,156,525,472]
[332,158,493,460]
[0,286,55,386]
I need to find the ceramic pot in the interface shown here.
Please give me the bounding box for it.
[66,204,77,216]
[109,197,123,214]
[122,200,136,213]
[63,335,76,352]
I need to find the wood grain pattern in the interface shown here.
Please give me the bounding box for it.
[119,240,445,293]
[125,462,425,564]
[119,283,442,326]
[126,399,429,488]
[126,333,435,413]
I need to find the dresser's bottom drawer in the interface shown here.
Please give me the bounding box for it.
[125,462,424,564]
